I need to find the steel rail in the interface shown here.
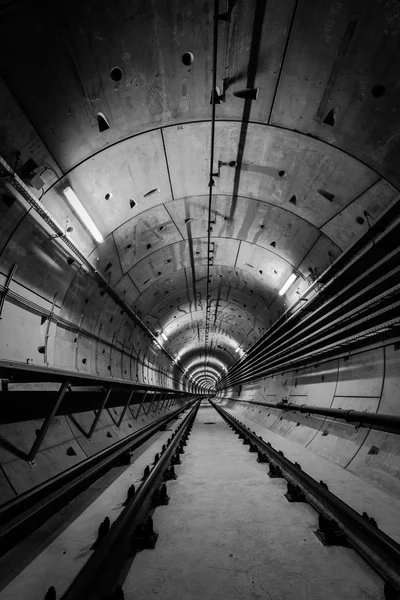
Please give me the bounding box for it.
[61,400,200,600]
[0,398,197,555]
[211,402,400,591]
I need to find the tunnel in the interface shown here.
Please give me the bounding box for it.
[0,0,400,598]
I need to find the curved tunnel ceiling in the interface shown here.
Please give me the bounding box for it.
[0,0,399,389]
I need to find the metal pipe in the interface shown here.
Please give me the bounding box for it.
[204,0,220,379]
[246,400,400,433]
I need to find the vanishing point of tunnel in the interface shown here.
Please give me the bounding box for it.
[0,1,400,599]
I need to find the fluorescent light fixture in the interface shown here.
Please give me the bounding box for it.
[63,187,104,244]
[279,273,297,296]
[161,332,168,341]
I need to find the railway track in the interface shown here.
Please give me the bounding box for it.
[2,399,399,600]
[0,398,198,558]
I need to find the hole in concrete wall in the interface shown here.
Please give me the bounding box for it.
[128,423,133,428]
[289,195,297,205]
[356,216,365,225]
[368,445,380,455]
[129,199,136,209]
[146,243,152,250]
[66,446,77,456]
[157,271,162,276]
[278,170,286,178]
[165,259,171,264]
[321,374,325,381]
[323,108,336,126]
[38,346,45,354]
[159,225,165,231]
[322,430,328,436]
[67,257,75,266]
[102,349,105,354]
[97,112,110,132]
[182,52,194,66]
[41,315,47,325]
[110,66,123,81]
[85,298,89,304]
[107,365,111,370]
[371,84,385,98]
[105,193,112,201]
[259,270,263,275]
[105,262,112,271]
[82,358,87,364]
[317,189,335,202]
[260,224,265,229]
[144,188,160,197]
[270,241,276,248]
[106,431,113,438]
[127,244,132,249]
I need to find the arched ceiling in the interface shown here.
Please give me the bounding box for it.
[0,0,399,389]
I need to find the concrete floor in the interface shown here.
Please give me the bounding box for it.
[125,402,383,600]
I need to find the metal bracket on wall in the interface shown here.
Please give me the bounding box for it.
[88,387,112,439]
[74,313,84,371]
[0,264,17,320]
[44,293,57,365]
[131,391,148,419]
[27,380,69,466]
[117,389,135,427]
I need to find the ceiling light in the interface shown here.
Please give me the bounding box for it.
[63,187,104,244]
[279,273,297,296]
[161,332,168,341]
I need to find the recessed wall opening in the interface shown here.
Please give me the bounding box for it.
[129,199,136,209]
[110,66,123,81]
[371,84,385,98]
[317,189,335,202]
[97,112,110,132]
[289,195,297,205]
[323,108,336,126]
[182,52,194,66]
[144,188,160,197]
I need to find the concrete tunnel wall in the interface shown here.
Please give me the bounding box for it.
[0,203,190,391]
[215,343,400,501]
[0,396,191,506]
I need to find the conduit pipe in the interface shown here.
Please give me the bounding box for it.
[247,400,400,433]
